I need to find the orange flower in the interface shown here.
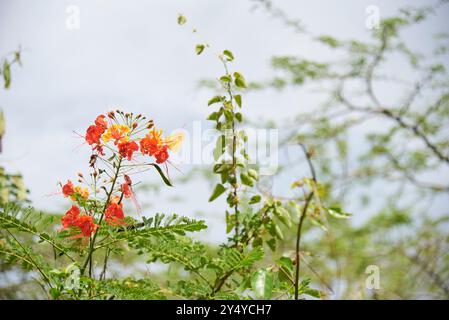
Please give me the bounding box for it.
[121,175,133,198]
[86,125,104,146]
[62,180,74,197]
[164,132,184,153]
[121,182,132,198]
[118,140,139,161]
[140,129,163,156]
[105,202,125,226]
[154,145,169,164]
[94,115,108,130]
[140,129,178,164]
[102,124,130,145]
[61,205,98,238]
[110,195,121,204]
[71,186,89,200]
[75,215,98,238]
[61,205,80,228]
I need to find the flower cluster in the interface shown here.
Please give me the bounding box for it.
[59,110,182,239]
[61,205,98,238]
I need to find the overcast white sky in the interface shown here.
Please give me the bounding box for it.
[1,0,448,242]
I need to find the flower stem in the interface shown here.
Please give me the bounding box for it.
[81,156,123,276]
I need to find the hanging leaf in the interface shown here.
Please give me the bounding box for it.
[233,72,247,88]
[150,164,173,187]
[274,206,291,228]
[249,195,261,204]
[209,184,226,202]
[240,172,254,187]
[235,112,242,122]
[247,169,259,181]
[220,75,231,83]
[234,94,242,107]
[3,60,11,89]
[251,268,274,299]
[196,44,205,55]
[326,207,351,219]
[223,49,234,61]
[208,96,223,106]
[177,14,187,25]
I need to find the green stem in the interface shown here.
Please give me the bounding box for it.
[294,191,313,300]
[80,156,123,276]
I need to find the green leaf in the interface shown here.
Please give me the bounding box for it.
[309,217,328,231]
[213,135,225,161]
[177,14,187,25]
[235,112,242,122]
[209,184,226,202]
[326,207,351,219]
[223,50,234,61]
[195,44,205,55]
[274,224,283,240]
[247,169,259,181]
[240,172,254,187]
[277,257,294,281]
[233,72,247,88]
[317,35,340,48]
[249,195,261,204]
[3,60,11,89]
[225,211,235,234]
[274,206,291,228]
[207,95,223,106]
[0,110,5,137]
[220,75,231,83]
[304,288,321,299]
[207,111,220,121]
[251,268,273,299]
[234,94,242,107]
[150,164,173,187]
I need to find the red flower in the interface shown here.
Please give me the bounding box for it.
[61,206,98,238]
[155,145,169,164]
[86,125,104,145]
[105,203,125,226]
[85,115,108,147]
[94,115,108,130]
[140,135,160,156]
[61,205,80,228]
[62,180,75,197]
[118,141,139,161]
[75,215,98,238]
[121,182,131,198]
[140,129,170,163]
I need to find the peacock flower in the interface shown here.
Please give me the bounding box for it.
[140,129,183,164]
[105,202,125,226]
[102,124,131,145]
[94,115,108,130]
[164,132,184,153]
[121,182,132,198]
[139,128,163,156]
[86,122,106,146]
[71,186,89,200]
[61,205,80,229]
[74,215,98,238]
[62,180,75,197]
[61,206,98,238]
[118,140,139,161]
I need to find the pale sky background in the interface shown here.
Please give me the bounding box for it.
[1,0,448,243]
